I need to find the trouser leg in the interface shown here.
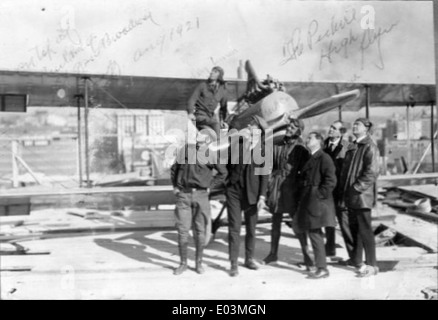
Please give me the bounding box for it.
[269,211,282,256]
[297,232,314,267]
[226,184,242,263]
[325,226,336,257]
[348,208,364,267]
[193,190,211,274]
[174,192,192,251]
[309,229,327,269]
[174,192,192,275]
[356,209,377,267]
[337,206,354,259]
[195,114,220,139]
[244,204,258,262]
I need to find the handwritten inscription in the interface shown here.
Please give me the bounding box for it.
[280,7,399,72]
[190,49,239,79]
[17,10,159,75]
[359,22,398,70]
[133,17,200,62]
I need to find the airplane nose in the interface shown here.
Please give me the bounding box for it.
[259,91,299,124]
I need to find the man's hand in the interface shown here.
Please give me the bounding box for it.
[257,196,267,212]
[173,187,181,195]
[188,113,196,121]
[220,120,229,130]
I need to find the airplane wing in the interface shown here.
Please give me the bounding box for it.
[283,82,435,113]
[0,70,203,110]
[0,70,434,112]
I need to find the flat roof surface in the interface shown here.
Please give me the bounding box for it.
[1,204,437,300]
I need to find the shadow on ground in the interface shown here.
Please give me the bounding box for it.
[93,223,318,276]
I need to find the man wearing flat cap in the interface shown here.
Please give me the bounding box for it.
[338,118,380,277]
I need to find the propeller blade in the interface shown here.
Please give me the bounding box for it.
[245,60,270,91]
[264,129,288,145]
[295,89,360,119]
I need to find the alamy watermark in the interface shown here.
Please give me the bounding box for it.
[164,122,273,175]
[360,5,375,30]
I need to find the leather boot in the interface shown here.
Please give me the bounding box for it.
[262,225,280,264]
[230,261,239,277]
[174,242,188,275]
[195,242,205,274]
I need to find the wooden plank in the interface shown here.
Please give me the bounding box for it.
[0,249,51,255]
[397,185,438,201]
[378,173,438,188]
[0,225,177,242]
[0,266,33,272]
[0,185,173,198]
[0,218,24,227]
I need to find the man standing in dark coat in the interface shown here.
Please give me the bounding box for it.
[338,118,380,277]
[323,120,354,260]
[226,122,269,277]
[295,132,337,279]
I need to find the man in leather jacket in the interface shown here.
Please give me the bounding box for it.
[338,118,380,277]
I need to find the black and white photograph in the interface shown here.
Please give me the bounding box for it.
[0,0,437,302]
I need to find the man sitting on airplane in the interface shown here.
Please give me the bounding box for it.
[188,66,228,140]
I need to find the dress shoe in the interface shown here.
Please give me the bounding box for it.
[262,254,278,265]
[355,263,367,273]
[244,259,259,270]
[357,265,379,278]
[328,256,343,262]
[229,262,239,277]
[338,259,356,267]
[308,268,329,279]
[306,266,317,273]
[296,262,314,270]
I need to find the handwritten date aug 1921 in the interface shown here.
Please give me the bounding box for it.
[281,8,398,71]
[133,17,200,62]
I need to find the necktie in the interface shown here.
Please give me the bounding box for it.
[329,142,336,152]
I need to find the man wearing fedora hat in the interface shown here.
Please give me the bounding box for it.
[338,118,380,277]
[188,66,228,139]
[225,118,270,277]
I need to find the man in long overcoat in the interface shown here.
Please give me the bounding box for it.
[294,132,337,279]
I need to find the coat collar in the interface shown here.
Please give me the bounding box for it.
[302,148,322,171]
[347,135,372,151]
[325,137,347,151]
[356,134,372,145]
[311,148,323,159]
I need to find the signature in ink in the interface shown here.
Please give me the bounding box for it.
[359,21,398,70]
[319,28,359,69]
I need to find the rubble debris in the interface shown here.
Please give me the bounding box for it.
[0,242,50,255]
[381,187,438,223]
[421,287,438,300]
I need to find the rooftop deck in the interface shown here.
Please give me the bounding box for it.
[1,199,437,300]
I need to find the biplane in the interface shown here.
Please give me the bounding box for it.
[0,59,436,239]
